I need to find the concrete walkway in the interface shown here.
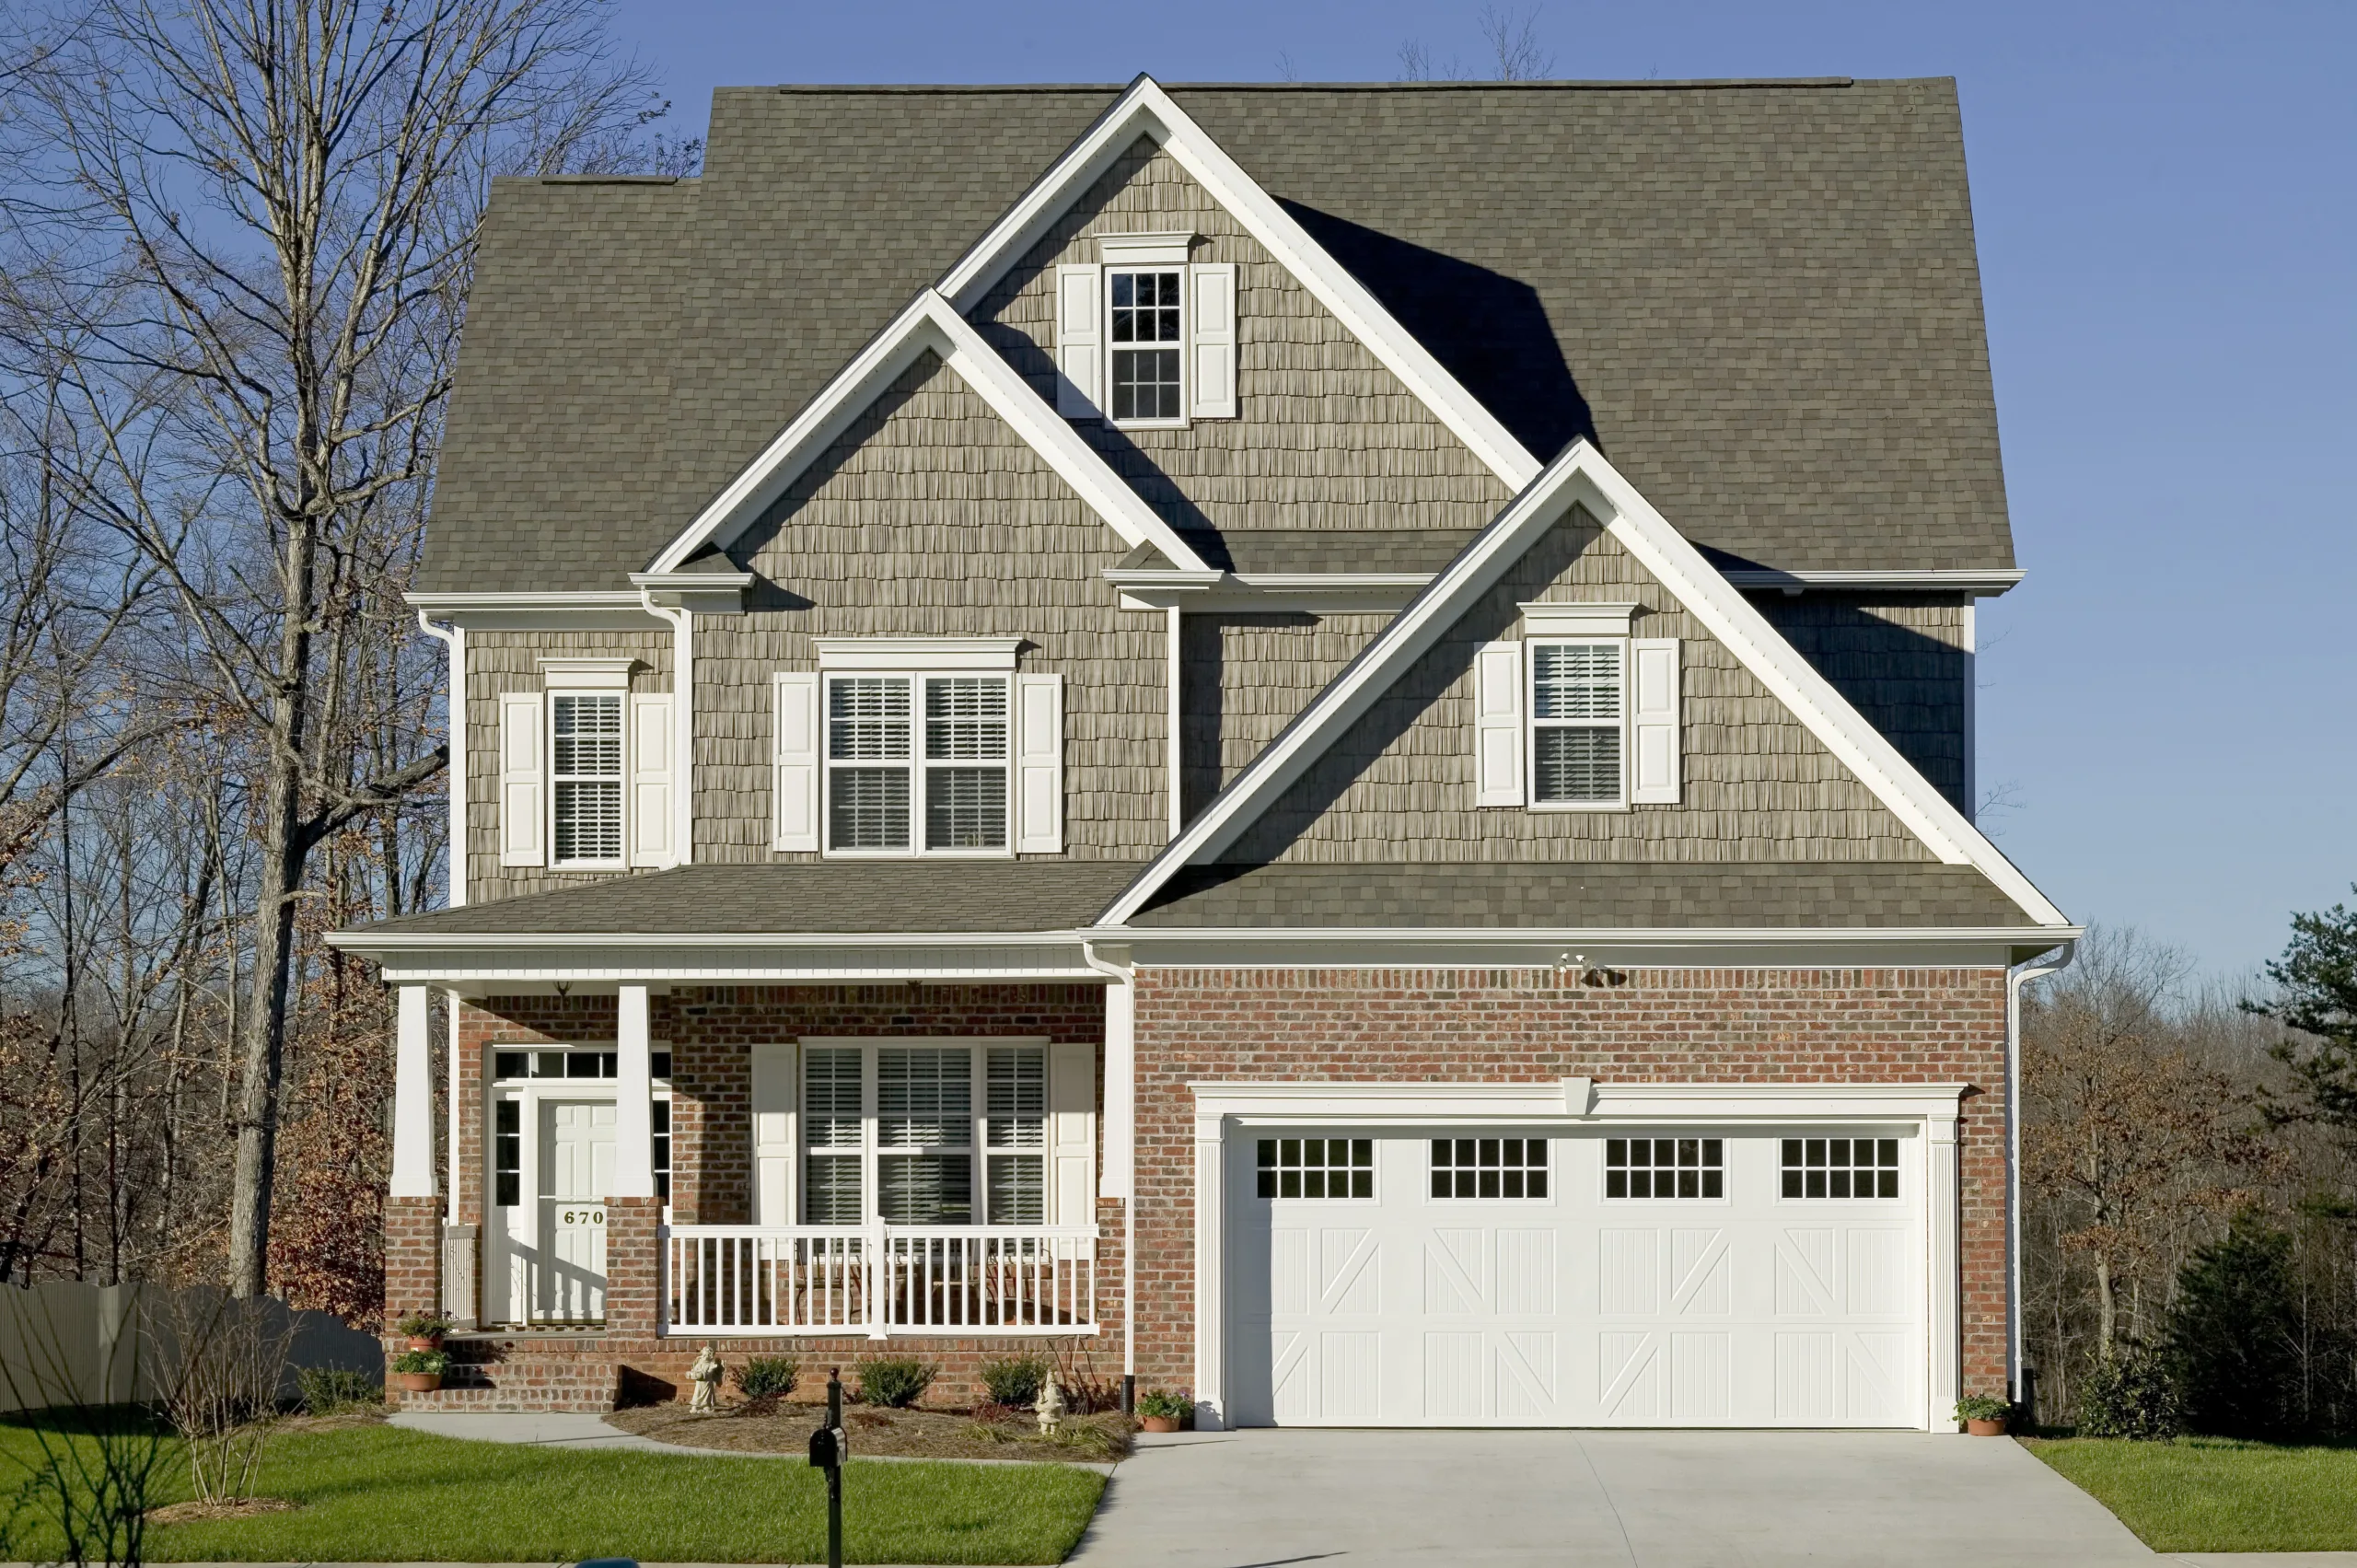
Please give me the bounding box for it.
[390,1411,678,1452]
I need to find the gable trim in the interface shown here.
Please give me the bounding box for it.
[1095,440,2069,931]
[935,75,1543,490]
[645,291,1213,575]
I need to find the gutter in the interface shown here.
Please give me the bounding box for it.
[413,610,465,1230]
[2006,939,2075,1409]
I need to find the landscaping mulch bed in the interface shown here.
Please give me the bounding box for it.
[148,1497,300,1525]
[607,1400,1133,1464]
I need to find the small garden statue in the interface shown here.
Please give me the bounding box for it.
[1034,1372,1066,1436]
[689,1342,725,1413]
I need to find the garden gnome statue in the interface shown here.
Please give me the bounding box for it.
[689,1342,724,1413]
[1034,1372,1066,1435]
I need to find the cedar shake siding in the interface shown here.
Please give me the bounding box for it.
[466,629,672,903]
[1758,595,1971,811]
[1180,611,1392,822]
[695,352,1170,861]
[1225,508,1934,865]
[970,137,1513,540]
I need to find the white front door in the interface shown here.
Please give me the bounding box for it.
[535,1099,615,1321]
[1228,1128,1925,1427]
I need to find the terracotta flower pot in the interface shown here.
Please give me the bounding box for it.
[1139,1415,1180,1433]
[405,1335,442,1353]
[393,1371,443,1394]
[1966,1417,2008,1436]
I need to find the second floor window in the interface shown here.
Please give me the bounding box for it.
[551,693,625,865]
[826,674,1008,854]
[1109,270,1183,421]
[1531,641,1624,807]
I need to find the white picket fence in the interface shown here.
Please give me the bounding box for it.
[663,1224,1098,1338]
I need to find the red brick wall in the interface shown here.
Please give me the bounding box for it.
[1127,964,2012,1399]
[384,1195,442,1325]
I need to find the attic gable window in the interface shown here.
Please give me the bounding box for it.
[1531,642,1624,807]
[1472,604,1684,813]
[1053,233,1237,424]
[1109,270,1183,422]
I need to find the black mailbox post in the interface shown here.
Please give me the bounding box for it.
[808,1366,846,1568]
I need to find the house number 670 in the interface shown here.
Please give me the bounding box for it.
[563,1210,604,1225]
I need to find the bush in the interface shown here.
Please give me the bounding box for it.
[1954,1393,2011,1423]
[979,1356,1046,1408]
[390,1348,448,1376]
[2077,1344,2181,1439]
[393,1312,454,1341]
[2165,1214,2307,1439]
[855,1357,936,1409]
[296,1367,383,1415]
[732,1355,798,1400]
[1135,1387,1192,1422]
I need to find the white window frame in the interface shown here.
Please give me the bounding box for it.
[795,1039,1052,1226]
[1527,636,1629,812]
[1105,265,1188,429]
[820,670,1015,860]
[548,689,629,867]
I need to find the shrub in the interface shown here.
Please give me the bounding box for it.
[1954,1393,2011,1423]
[979,1356,1047,1408]
[390,1348,448,1376]
[296,1367,383,1415]
[733,1355,798,1400]
[394,1312,455,1341]
[855,1357,936,1409]
[2076,1345,2181,1439]
[2165,1214,2306,1440]
[1135,1387,1192,1422]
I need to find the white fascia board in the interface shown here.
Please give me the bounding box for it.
[407,590,666,632]
[1189,1079,1968,1126]
[1722,568,2026,596]
[327,928,1097,952]
[1104,925,2081,970]
[937,76,1541,494]
[1096,439,2073,931]
[644,292,1212,576]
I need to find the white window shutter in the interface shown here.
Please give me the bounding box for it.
[497,691,545,866]
[1048,1040,1095,1225]
[1190,261,1238,419]
[1631,637,1682,804]
[629,693,674,867]
[1474,640,1525,807]
[1014,672,1063,854]
[1054,263,1104,417]
[773,672,820,852]
[750,1040,797,1226]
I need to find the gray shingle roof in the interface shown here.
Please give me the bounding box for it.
[1128,861,2038,928]
[354,863,1148,936]
[423,78,2013,593]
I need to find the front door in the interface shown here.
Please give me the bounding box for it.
[536,1099,615,1321]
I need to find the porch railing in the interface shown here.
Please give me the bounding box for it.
[660,1223,1099,1338]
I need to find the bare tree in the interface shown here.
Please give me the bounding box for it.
[1479,6,1555,81]
[11,0,658,1296]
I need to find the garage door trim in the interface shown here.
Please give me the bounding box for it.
[1189,1080,1966,1432]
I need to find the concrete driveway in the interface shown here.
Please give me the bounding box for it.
[1065,1429,2159,1567]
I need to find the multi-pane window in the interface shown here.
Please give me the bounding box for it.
[1531,642,1624,806]
[493,1100,521,1207]
[652,1100,671,1202]
[1430,1137,1550,1200]
[1782,1137,1900,1200]
[1109,270,1183,421]
[802,1042,1048,1225]
[494,1050,622,1080]
[551,693,625,864]
[826,675,1009,854]
[1606,1136,1724,1200]
[1256,1137,1374,1200]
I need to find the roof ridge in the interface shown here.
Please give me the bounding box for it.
[745,77,1863,95]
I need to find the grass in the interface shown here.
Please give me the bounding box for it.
[0,1409,1104,1564]
[2026,1434,2357,1552]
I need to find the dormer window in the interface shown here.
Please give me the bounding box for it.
[1472,604,1684,812]
[1108,270,1185,422]
[1052,233,1237,425]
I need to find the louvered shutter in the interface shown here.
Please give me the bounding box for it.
[498,691,545,866]
[1474,640,1526,807]
[750,1041,797,1225]
[629,692,674,866]
[1630,637,1682,803]
[1189,261,1238,419]
[1054,263,1104,417]
[773,672,820,852]
[1048,1040,1095,1225]
[1013,672,1063,854]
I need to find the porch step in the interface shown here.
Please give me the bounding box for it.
[389,1339,621,1413]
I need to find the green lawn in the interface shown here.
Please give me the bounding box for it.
[2026,1434,2357,1552]
[0,1411,1104,1564]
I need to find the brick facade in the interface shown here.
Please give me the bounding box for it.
[384,1195,442,1325]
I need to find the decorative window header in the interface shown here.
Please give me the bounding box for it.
[1097,230,1196,265]
[537,656,639,690]
[1519,600,1641,637]
[812,637,1022,673]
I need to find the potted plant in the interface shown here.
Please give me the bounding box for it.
[1956,1393,2013,1435]
[396,1312,455,1353]
[391,1348,449,1394]
[1134,1388,1191,1434]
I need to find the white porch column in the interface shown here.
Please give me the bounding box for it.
[389,983,436,1198]
[612,983,656,1198]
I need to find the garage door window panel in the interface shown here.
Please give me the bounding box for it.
[1257,1137,1374,1200]
[1782,1136,1901,1200]
[1605,1136,1724,1200]
[1430,1137,1549,1200]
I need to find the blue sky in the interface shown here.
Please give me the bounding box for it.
[606,0,2355,980]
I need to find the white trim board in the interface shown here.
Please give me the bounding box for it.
[1095,439,2070,931]
[646,292,1213,575]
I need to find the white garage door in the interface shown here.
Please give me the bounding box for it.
[1225,1128,1925,1428]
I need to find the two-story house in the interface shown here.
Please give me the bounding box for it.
[333,74,2077,1429]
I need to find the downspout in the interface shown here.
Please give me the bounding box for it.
[415,612,464,1229]
[2007,939,2075,1406]
[1081,938,1136,1411]
[640,596,696,866]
